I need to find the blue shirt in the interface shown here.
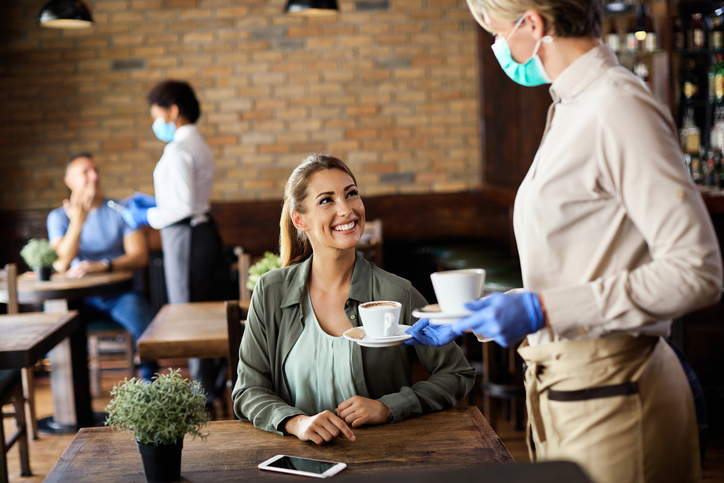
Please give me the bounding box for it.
[47,199,137,267]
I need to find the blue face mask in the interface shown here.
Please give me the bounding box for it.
[152,117,176,143]
[492,16,552,87]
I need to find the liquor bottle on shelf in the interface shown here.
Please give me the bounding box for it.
[711,15,724,50]
[714,55,724,102]
[605,19,620,53]
[688,13,706,51]
[680,107,701,155]
[691,154,704,184]
[626,18,639,53]
[674,16,685,51]
[682,58,699,102]
[709,60,716,101]
[704,152,720,187]
[711,107,724,150]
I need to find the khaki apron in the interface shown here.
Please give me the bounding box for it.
[518,336,700,483]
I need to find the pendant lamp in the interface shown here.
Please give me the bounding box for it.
[38,0,94,29]
[284,0,339,16]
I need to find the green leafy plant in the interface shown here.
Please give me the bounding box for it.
[105,369,211,446]
[20,238,58,268]
[246,252,281,291]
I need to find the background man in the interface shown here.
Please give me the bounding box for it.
[47,153,157,381]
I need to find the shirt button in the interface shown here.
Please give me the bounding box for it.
[350,315,356,320]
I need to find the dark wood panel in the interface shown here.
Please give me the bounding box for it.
[0,190,512,267]
[477,28,550,191]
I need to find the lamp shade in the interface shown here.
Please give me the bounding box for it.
[285,0,339,16]
[38,0,93,29]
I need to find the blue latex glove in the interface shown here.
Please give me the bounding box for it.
[121,206,149,230]
[451,291,544,348]
[402,319,460,347]
[125,192,157,209]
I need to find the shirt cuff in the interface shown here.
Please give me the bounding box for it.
[271,407,307,436]
[540,284,603,339]
[378,387,419,423]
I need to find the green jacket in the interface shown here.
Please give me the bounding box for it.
[232,254,476,435]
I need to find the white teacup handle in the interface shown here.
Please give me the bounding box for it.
[384,313,395,336]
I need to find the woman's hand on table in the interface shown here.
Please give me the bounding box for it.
[65,260,105,278]
[336,396,392,428]
[284,411,356,445]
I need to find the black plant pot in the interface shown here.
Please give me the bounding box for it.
[36,266,51,281]
[136,438,183,483]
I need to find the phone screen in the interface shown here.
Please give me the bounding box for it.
[266,456,337,475]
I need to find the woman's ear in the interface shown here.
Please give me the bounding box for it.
[524,10,548,39]
[291,211,307,232]
[169,104,180,123]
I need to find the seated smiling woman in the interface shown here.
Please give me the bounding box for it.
[232,155,475,444]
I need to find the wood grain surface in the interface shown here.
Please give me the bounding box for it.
[0,312,80,368]
[46,407,513,482]
[138,301,250,361]
[0,271,133,305]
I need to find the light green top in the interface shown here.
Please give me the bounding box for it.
[232,253,476,436]
[285,292,358,415]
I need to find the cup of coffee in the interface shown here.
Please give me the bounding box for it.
[358,301,402,339]
[430,269,486,314]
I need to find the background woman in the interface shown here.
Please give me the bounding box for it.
[123,80,226,410]
[232,155,475,444]
[406,0,723,481]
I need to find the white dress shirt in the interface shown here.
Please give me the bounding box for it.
[147,124,215,229]
[515,45,723,345]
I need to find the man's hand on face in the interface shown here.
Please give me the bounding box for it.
[64,186,94,223]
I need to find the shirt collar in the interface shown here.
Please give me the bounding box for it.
[549,44,619,102]
[173,124,197,142]
[280,252,372,308]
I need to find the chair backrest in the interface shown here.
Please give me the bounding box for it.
[233,247,252,302]
[225,300,247,419]
[358,219,384,267]
[3,264,18,315]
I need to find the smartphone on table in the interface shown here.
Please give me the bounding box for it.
[258,454,347,478]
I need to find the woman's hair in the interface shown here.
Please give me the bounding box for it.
[280,154,358,267]
[467,0,603,38]
[147,80,201,123]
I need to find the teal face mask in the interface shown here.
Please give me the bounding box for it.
[152,117,176,143]
[492,16,552,87]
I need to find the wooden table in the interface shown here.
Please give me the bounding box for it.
[0,270,134,306]
[46,407,514,482]
[0,312,94,428]
[0,271,134,432]
[138,301,250,361]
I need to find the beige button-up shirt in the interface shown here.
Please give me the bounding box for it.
[515,45,723,345]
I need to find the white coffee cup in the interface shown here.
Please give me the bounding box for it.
[358,301,401,339]
[430,269,486,314]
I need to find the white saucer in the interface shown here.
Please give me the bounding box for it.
[343,325,412,348]
[411,304,472,325]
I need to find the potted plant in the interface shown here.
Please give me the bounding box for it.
[246,251,281,291]
[105,369,211,483]
[20,238,57,281]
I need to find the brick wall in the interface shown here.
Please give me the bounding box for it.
[0,0,480,210]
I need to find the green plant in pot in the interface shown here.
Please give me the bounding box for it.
[105,369,211,483]
[20,238,57,281]
[246,251,281,291]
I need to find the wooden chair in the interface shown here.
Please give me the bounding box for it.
[1,264,39,440]
[225,301,247,419]
[0,369,31,482]
[358,219,384,267]
[87,321,135,396]
[234,247,252,303]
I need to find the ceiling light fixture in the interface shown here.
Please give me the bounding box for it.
[38,0,94,29]
[284,0,339,16]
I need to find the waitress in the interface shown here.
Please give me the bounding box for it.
[123,80,225,408]
[406,0,723,481]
